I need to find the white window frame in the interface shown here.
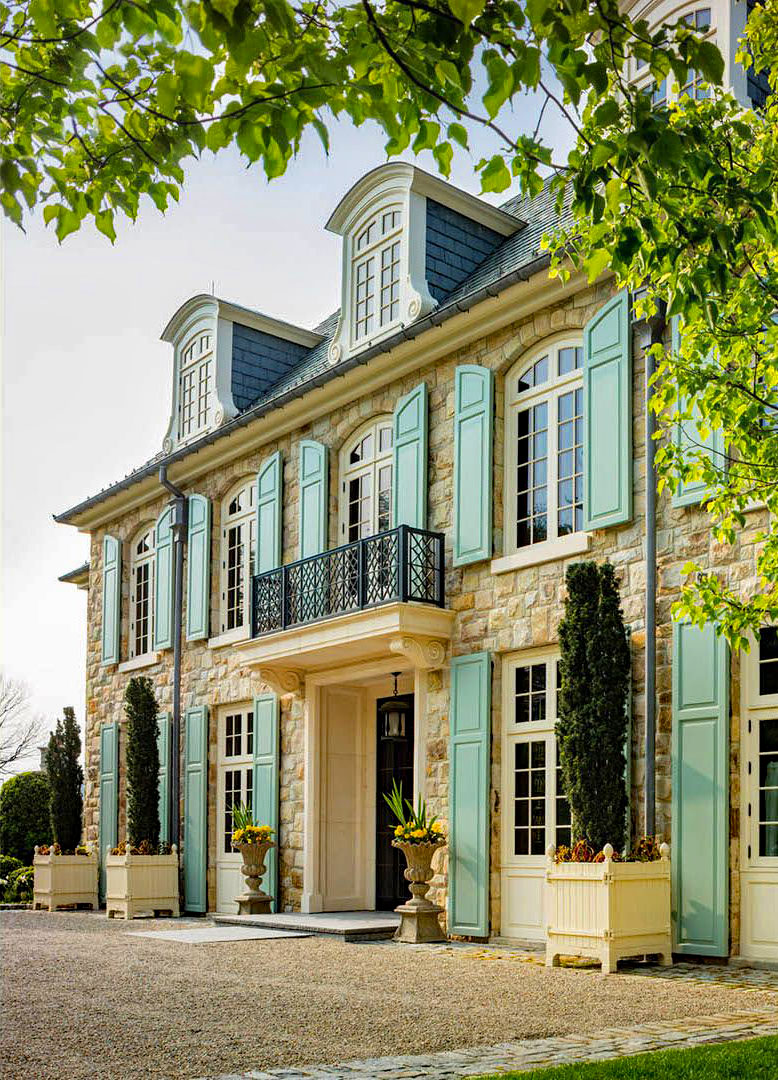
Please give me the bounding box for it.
[219,478,256,637]
[503,335,587,566]
[741,631,778,867]
[501,649,572,869]
[350,206,404,347]
[629,2,717,98]
[339,417,394,542]
[178,330,214,444]
[129,524,155,660]
[217,704,255,859]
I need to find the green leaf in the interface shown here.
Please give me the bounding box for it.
[483,55,513,119]
[584,247,611,283]
[448,0,487,25]
[433,140,453,177]
[448,122,469,149]
[211,0,240,23]
[95,210,116,243]
[480,155,511,194]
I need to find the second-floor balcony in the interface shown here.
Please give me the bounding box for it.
[252,525,445,638]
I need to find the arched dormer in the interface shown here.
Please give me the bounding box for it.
[160,295,324,454]
[325,163,523,365]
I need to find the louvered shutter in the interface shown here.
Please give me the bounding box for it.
[393,383,429,529]
[101,536,121,665]
[453,366,494,565]
[154,504,175,650]
[186,495,211,641]
[253,694,280,911]
[299,440,328,559]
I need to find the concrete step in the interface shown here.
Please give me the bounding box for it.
[212,909,400,942]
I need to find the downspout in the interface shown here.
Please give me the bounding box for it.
[159,466,188,855]
[644,300,667,838]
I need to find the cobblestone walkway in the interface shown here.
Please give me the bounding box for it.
[203,1007,778,1079]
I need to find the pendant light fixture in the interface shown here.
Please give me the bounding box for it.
[379,672,410,741]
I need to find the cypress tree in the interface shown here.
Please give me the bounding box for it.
[124,677,160,849]
[557,561,631,853]
[45,706,84,851]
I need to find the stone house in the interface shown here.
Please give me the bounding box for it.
[56,2,777,962]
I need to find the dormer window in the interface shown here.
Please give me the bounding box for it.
[178,331,214,441]
[326,163,522,366]
[353,207,403,341]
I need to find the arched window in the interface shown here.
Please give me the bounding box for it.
[505,339,584,552]
[351,207,403,342]
[130,525,155,658]
[220,479,256,634]
[178,330,214,442]
[339,418,394,542]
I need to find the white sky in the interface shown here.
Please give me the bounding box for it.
[2,97,571,770]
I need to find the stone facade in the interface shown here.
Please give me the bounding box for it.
[78,275,756,950]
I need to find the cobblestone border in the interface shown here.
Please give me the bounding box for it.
[201,1007,778,1080]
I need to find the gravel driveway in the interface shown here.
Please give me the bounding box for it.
[1,910,775,1080]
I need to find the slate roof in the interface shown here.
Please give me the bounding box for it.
[55,176,570,524]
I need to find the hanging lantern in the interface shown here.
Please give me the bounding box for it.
[379,672,410,741]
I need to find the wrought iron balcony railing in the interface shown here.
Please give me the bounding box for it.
[252,525,445,637]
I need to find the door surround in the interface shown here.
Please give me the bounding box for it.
[302,658,427,913]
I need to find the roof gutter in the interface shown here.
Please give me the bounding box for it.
[54,252,552,525]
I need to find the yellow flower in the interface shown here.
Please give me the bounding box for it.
[394,825,404,836]
[431,821,444,833]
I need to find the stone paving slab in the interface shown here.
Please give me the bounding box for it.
[129,926,310,944]
[199,1008,778,1080]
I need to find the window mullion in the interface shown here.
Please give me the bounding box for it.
[549,391,560,542]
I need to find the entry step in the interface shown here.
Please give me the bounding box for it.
[212,910,400,941]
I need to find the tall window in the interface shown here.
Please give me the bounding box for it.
[340,418,394,541]
[221,708,254,854]
[506,340,584,552]
[130,526,155,658]
[505,653,572,857]
[178,331,213,441]
[352,208,402,342]
[221,480,256,634]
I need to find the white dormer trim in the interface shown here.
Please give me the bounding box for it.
[161,295,237,454]
[160,295,325,455]
[325,163,523,366]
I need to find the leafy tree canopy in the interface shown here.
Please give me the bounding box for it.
[4,0,778,644]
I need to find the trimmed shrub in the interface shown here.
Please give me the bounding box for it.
[557,561,631,854]
[0,854,22,879]
[45,706,84,851]
[4,865,34,903]
[0,771,51,863]
[124,677,160,849]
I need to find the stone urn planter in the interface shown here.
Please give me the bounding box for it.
[545,843,672,973]
[105,845,179,919]
[392,839,446,943]
[235,841,275,915]
[33,846,98,911]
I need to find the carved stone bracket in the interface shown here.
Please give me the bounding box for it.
[259,667,305,697]
[388,635,447,670]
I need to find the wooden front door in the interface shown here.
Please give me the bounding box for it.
[375,695,415,911]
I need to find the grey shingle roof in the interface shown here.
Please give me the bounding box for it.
[55,178,568,524]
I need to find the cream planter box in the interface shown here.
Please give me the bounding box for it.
[545,843,672,973]
[105,847,180,919]
[33,847,99,911]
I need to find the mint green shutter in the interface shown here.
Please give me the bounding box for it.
[253,694,280,910]
[186,495,211,641]
[453,366,493,566]
[154,505,175,650]
[449,651,491,937]
[393,383,428,529]
[299,441,328,558]
[583,290,632,529]
[671,317,724,507]
[157,713,172,846]
[672,621,729,956]
[101,536,121,665]
[99,721,119,900]
[183,706,208,912]
[256,452,283,573]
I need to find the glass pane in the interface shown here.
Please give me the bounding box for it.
[759,753,778,788]
[531,664,546,690]
[760,717,778,753]
[534,356,548,385]
[516,771,529,798]
[515,829,529,855]
[531,696,545,724]
[516,697,529,724]
[760,628,778,661]
[759,662,778,697]
[531,828,545,854]
[515,800,529,826]
[531,740,546,768]
[515,742,529,769]
[759,824,778,858]
[516,666,530,694]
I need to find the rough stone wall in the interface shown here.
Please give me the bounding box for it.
[81,277,752,948]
